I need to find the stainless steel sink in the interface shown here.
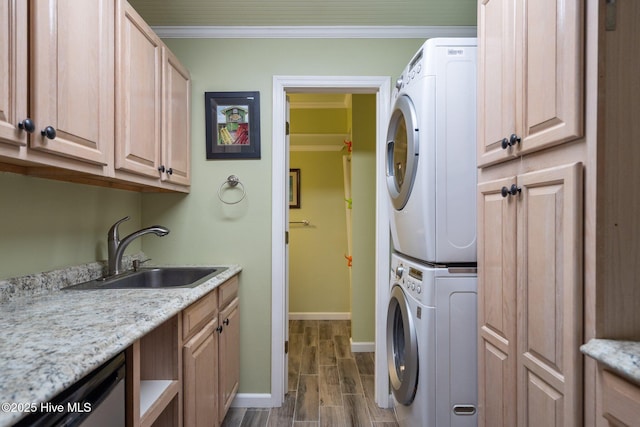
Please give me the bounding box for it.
[64,267,228,290]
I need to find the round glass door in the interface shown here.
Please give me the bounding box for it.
[386,284,418,405]
[386,95,419,210]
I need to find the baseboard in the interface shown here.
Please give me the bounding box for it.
[231,393,275,408]
[350,338,375,353]
[288,312,351,320]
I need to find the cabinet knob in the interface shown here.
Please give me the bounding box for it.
[501,184,522,198]
[158,165,165,173]
[41,126,56,140]
[216,325,223,333]
[18,118,35,133]
[501,134,521,149]
[223,318,230,326]
[167,168,173,175]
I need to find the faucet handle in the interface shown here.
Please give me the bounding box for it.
[133,258,151,271]
[108,216,131,240]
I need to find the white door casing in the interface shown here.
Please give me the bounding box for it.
[271,75,391,408]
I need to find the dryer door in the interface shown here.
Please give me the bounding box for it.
[386,94,419,210]
[386,284,419,405]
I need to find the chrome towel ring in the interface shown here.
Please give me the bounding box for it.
[218,175,246,205]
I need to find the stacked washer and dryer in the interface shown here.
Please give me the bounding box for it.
[385,38,478,427]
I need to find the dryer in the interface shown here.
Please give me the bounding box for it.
[386,38,477,264]
[387,252,478,427]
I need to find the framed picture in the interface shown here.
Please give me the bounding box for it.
[205,91,261,159]
[289,169,300,208]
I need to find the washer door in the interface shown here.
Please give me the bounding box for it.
[386,284,419,405]
[386,94,419,210]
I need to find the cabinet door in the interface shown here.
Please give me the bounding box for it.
[218,297,240,424]
[477,0,516,167]
[477,176,517,427]
[183,317,219,427]
[0,0,27,148]
[30,0,114,165]
[161,46,191,186]
[516,163,583,427]
[515,0,583,155]
[116,1,162,178]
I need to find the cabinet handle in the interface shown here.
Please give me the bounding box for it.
[501,184,521,198]
[223,318,229,326]
[216,325,223,333]
[501,134,521,149]
[18,118,35,133]
[158,165,165,173]
[167,168,173,175]
[41,126,56,140]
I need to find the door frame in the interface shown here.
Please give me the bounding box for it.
[271,75,391,408]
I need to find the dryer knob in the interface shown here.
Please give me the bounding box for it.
[411,283,416,291]
[395,78,403,90]
[395,265,404,279]
[417,285,422,294]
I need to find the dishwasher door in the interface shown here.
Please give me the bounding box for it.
[15,352,125,427]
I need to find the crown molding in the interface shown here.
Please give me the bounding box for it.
[152,25,477,39]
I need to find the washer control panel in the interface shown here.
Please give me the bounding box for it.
[391,258,424,300]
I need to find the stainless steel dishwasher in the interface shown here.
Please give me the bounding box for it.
[15,352,125,427]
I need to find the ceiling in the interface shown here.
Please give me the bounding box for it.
[127,0,476,27]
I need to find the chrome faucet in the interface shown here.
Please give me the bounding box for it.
[107,216,170,277]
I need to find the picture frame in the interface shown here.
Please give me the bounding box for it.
[289,169,300,209]
[205,91,261,159]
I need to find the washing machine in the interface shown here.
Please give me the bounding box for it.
[387,252,478,427]
[386,38,477,264]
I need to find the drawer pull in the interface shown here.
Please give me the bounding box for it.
[452,405,476,416]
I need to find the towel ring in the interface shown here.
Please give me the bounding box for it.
[218,175,246,205]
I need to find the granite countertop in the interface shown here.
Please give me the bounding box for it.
[0,260,242,427]
[581,339,640,386]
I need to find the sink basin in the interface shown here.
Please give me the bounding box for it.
[64,267,228,290]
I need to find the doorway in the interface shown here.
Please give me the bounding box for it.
[271,76,391,408]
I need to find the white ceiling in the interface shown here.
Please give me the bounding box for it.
[127,0,477,27]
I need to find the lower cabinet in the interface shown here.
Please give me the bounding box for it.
[601,371,640,426]
[182,275,240,427]
[478,162,583,426]
[183,317,219,427]
[127,274,240,427]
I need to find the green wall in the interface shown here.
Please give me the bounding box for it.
[350,94,377,344]
[0,173,142,279]
[140,38,425,394]
[289,151,350,314]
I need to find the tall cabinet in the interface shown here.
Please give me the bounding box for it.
[477,0,585,425]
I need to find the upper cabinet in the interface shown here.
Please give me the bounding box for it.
[0,0,28,149]
[478,0,584,167]
[30,0,114,166]
[0,0,191,192]
[115,1,191,189]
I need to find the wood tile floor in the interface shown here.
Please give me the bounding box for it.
[222,319,398,427]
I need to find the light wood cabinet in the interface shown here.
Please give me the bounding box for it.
[161,46,191,187]
[601,371,640,427]
[218,291,240,424]
[0,0,191,192]
[30,0,114,166]
[183,317,219,427]
[182,275,240,427]
[478,163,584,427]
[477,0,584,167]
[0,0,28,150]
[127,315,182,427]
[116,1,162,179]
[115,1,191,190]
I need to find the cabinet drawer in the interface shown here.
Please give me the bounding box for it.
[602,370,640,426]
[218,276,239,308]
[182,290,217,340]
